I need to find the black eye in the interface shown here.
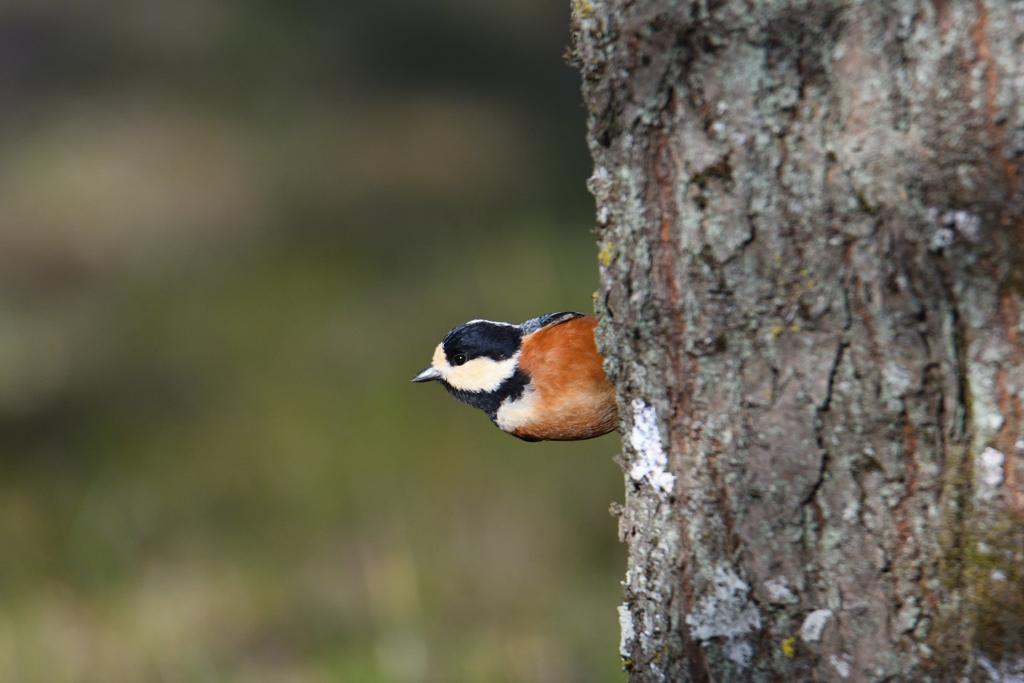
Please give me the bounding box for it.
[452,353,467,366]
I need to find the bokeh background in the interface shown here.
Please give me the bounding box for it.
[0,1,626,681]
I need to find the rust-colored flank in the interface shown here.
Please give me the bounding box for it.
[512,316,617,441]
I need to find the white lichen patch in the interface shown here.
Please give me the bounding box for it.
[587,165,612,200]
[967,364,1003,451]
[977,653,1024,682]
[629,399,676,495]
[828,653,852,679]
[617,604,635,659]
[930,227,954,250]
[800,609,833,643]
[763,576,798,605]
[685,567,762,669]
[841,502,859,523]
[724,641,754,667]
[980,447,1005,490]
[950,210,981,242]
[895,599,921,633]
[926,206,983,246]
[882,362,913,404]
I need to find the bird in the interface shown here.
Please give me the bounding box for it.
[412,312,617,441]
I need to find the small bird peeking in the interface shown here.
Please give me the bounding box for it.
[412,312,617,441]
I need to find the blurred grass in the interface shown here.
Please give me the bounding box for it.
[0,1,625,681]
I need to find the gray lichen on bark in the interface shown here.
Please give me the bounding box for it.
[572,1,1024,680]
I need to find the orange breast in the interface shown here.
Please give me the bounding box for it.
[511,316,617,441]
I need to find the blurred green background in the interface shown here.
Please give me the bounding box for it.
[0,1,625,681]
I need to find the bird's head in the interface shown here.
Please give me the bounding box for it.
[412,319,522,393]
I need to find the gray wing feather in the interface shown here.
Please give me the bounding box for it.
[518,312,585,335]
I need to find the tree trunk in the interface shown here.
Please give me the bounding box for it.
[571,1,1024,680]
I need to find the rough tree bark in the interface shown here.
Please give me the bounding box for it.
[570,1,1024,680]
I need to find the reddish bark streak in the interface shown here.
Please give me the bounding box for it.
[994,364,1024,515]
[971,0,1019,224]
[934,0,950,36]
[895,519,909,544]
[1000,291,1022,365]
[921,575,939,612]
[648,124,711,679]
[653,135,676,245]
[890,412,918,589]
[996,291,1022,515]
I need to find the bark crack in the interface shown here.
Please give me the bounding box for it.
[801,294,850,511]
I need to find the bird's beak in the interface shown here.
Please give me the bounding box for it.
[411,366,442,383]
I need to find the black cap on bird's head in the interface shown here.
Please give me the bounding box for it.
[442,320,521,362]
[411,320,524,392]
